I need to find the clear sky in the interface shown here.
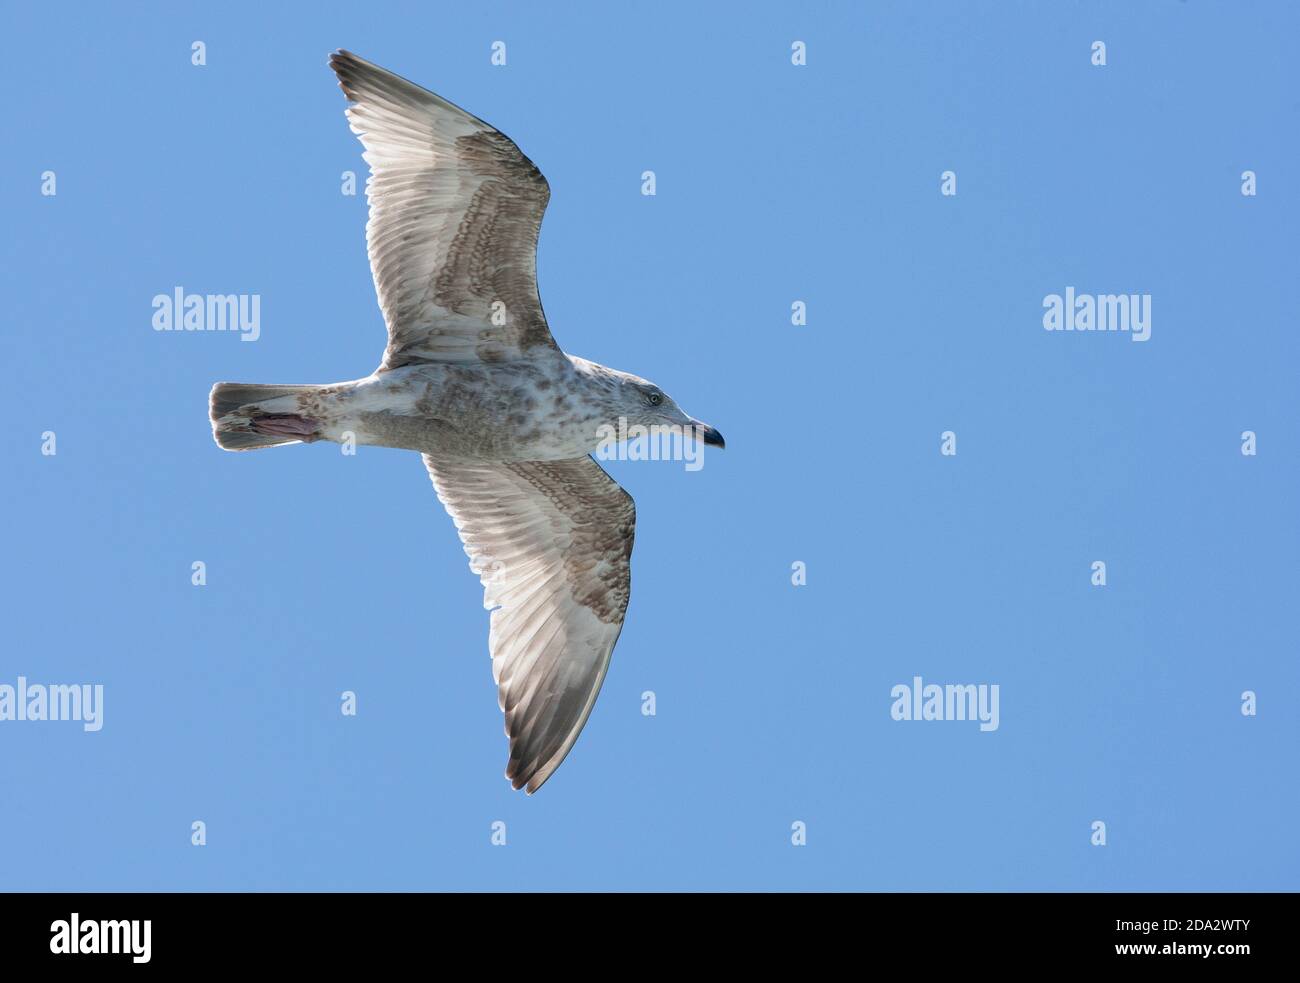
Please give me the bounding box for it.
[3,0,1296,891]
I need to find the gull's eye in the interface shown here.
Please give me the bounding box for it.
[647,391,663,406]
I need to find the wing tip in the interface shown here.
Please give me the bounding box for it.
[328,49,364,97]
[507,761,553,795]
[328,48,354,74]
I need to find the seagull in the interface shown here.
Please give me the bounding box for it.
[208,50,724,793]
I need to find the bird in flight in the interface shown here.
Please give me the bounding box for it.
[209,50,724,793]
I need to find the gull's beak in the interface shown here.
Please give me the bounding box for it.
[691,421,726,449]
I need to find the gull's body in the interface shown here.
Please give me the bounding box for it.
[230,357,627,461]
[208,51,722,793]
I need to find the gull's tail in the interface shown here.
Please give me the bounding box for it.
[209,382,322,451]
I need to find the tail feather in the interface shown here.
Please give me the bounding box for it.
[209,382,319,451]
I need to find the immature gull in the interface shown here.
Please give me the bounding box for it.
[208,50,723,793]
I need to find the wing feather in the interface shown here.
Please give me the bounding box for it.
[424,455,635,793]
[330,50,560,368]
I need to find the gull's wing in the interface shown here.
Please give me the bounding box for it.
[424,455,636,793]
[330,50,560,368]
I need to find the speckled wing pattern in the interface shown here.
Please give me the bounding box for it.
[424,455,636,793]
[329,49,559,368]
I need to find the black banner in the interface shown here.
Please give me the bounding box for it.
[0,892,1284,969]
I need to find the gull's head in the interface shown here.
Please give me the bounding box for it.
[619,371,724,449]
[577,360,725,449]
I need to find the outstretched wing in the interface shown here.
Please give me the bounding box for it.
[330,50,560,368]
[424,455,636,793]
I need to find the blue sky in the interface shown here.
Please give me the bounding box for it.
[2,0,1296,890]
